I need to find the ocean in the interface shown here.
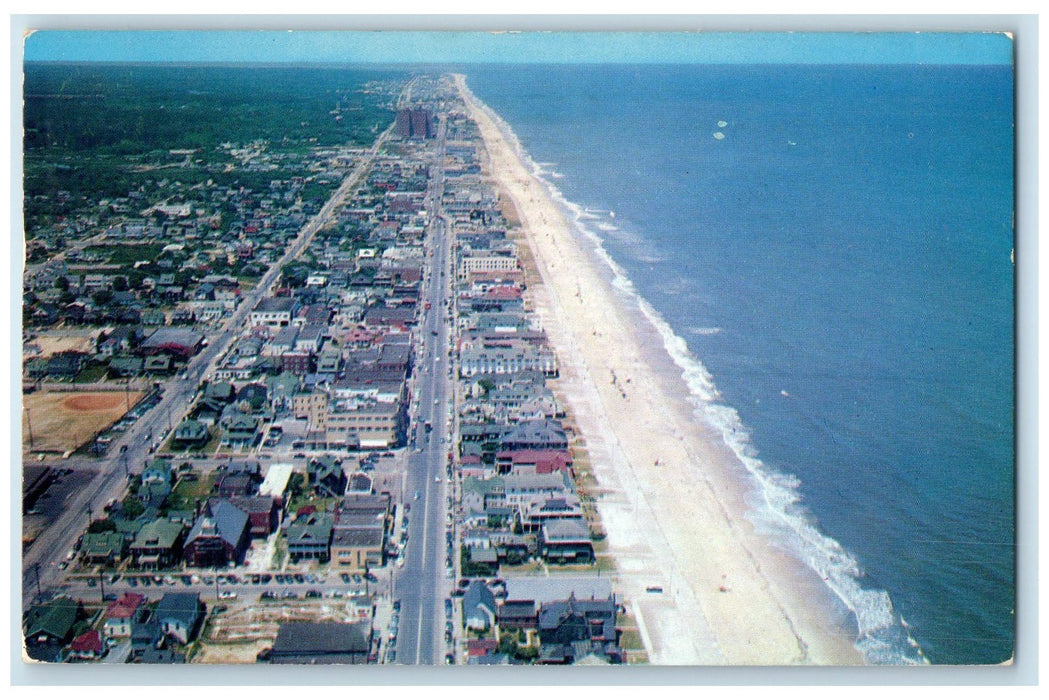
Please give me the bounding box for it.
[464,63,1015,665]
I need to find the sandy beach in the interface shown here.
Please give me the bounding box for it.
[455,74,864,665]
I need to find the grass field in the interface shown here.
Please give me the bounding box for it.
[22,390,144,454]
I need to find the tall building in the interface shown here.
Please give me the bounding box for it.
[395,107,434,139]
[394,109,412,139]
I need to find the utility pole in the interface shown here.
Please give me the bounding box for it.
[25,407,34,449]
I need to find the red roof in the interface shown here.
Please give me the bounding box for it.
[106,591,145,619]
[482,286,522,300]
[70,629,103,653]
[467,638,498,657]
[297,505,317,516]
[496,449,573,474]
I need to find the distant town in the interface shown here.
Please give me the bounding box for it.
[22,72,640,666]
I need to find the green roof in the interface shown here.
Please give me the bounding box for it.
[81,531,125,558]
[24,596,79,639]
[131,518,184,549]
[286,512,334,545]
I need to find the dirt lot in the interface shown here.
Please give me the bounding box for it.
[24,332,99,359]
[194,598,372,664]
[22,390,144,454]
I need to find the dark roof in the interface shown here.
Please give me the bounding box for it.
[187,499,250,547]
[153,593,203,631]
[463,581,497,617]
[142,327,203,351]
[269,622,370,663]
[498,600,537,618]
[24,596,79,640]
[136,647,186,664]
[332,527,384,548]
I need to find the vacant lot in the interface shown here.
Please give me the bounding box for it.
[194,598,369,664]
[23,390,144,454]
[25,332,98,359]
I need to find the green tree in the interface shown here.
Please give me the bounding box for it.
[121,496,145,520]
[87,519,117,534]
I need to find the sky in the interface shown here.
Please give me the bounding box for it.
[21,29,1014,65]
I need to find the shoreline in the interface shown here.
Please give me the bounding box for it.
[455,73,864,665]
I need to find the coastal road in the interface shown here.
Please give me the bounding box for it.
[393,112,455,665]
[20,90,405,608]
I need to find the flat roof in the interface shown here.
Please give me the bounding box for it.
[259,463,294,498]
[503,576,613,606]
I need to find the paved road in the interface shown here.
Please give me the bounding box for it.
[21,96,403,609]
[393,111,455,665]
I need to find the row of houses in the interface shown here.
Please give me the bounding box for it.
[439,122,599,576]
[23,592,205,663]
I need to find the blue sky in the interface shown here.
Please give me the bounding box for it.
[22,30,1014,65]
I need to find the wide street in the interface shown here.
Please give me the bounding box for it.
[392,111,456,665]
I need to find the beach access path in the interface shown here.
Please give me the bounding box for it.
[455,74,863,665]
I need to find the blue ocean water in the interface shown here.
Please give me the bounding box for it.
[465,63,1015,665]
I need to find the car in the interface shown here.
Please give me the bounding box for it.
[646,586,664,594]
[141,578,151,587]
[181,576,193,585]
[128,578,138,587]
[444,599,452,617]
[219,590,238,600]
[341,573,351,584]
[251,574,260,584]
[364,572,378,582]
[260,590,276,600]
[305,589,322,599]
[103,593,117,602]
[435,476,441,483]
[275,574,285,584]
[294,574,305,584]
[387,651,397,664]
[392,600,401,612]
[445,653,454,665]
[227,573,239,584]
[87,578,97,587]
[413,491,420,500]
[260,574,271,584]
[203,577,214,585]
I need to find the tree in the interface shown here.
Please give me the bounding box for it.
[112,275,128,292]
[53,275,70,291]
[121,496,145,520]
[87,519,117,534]
[92,289,113,307]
